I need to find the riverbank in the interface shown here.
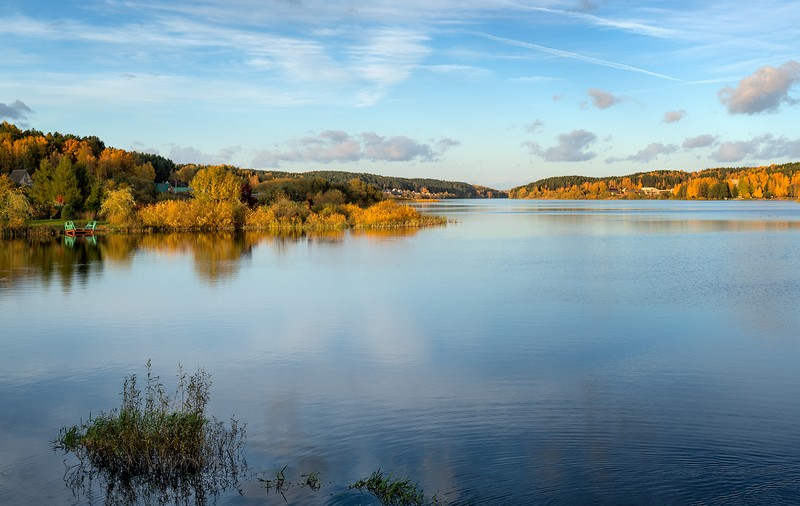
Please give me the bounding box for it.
[2,200,447,239]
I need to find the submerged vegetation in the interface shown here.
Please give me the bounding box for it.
[350,470,443,506]
[52,362,246,504]
[47,362,448,504]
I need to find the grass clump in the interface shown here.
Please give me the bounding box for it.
[53,361,245,503]
[350,469,442,506]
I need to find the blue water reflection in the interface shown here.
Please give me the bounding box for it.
[1,200,800,504]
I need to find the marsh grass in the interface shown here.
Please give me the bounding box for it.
[350,469,443,506]
[53,361,246,504]
[258,465,328,501]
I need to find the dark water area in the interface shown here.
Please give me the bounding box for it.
[1,199,800,504]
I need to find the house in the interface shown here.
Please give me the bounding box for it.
[155,181,192,195]
[169,182,191,195]
[9,170,33,187]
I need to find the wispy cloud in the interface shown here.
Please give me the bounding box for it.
[347,28,431,106]
[510,76,559,84]
[508,3,677,39]
[525,120,544,133]
[422,64,490,78]
[606,142,677,163]
[472,32,680,81]
[0,13,430,108]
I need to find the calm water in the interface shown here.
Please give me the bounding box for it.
[2,199,800,504]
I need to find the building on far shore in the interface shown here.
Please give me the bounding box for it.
[155,181,192,195]
[9,170,33,187]
[641,186,673,197]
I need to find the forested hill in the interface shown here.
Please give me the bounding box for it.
[510,163,800,199]
[0,122,504,201]
[253,170,505,199]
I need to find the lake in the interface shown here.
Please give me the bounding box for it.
[2,199,800,504]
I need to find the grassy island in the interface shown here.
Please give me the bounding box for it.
[53,362,245,504]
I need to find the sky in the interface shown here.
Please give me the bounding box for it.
[1,0,799,189]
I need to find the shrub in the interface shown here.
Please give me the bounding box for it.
[348,200,446,229]
[244,205,277,229]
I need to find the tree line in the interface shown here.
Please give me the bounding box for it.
[509,164,800,200]
[0,122,447,232]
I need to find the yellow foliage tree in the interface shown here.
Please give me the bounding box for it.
[96,148,137,179]
[100,187,137,226]
[190,166,242,204]
[0,174,33,229]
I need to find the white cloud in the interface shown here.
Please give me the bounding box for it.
[347,28,430,106]
[587,88,622,109]
[251,131,459,167]
[526,129,598,162]
[525,120,544,133]
[718,60,800,114]
[605,142,677,163]
[0,100,33,121]
[682,134,717,149]
[662,109,687,123]
[167,145,241,165]
[711,134,800,162]
[423,64,490,78]
[515,3,676,39]
[511,76,558,84]
[0,13,429,108]
[712,140,759,163]
[628,142,677,162]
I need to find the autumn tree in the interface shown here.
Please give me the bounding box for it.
[345,178,383,207]
[0,174,33,229]
[189,166,246,229]
[52,155,82,218]
[100,187,137,226]
[190,166,242,204]
[174,164,200,184]
[31,158,57,217]
[134,152,174,182]
[96,148,138,180]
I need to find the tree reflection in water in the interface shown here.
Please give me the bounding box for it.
[0,228,424,290]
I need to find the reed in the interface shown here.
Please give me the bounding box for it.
[53,361,245,502]
[350,469,442,505]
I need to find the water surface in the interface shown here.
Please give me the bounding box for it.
[1,199,800,504]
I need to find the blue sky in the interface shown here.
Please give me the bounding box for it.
[1,0,799,189]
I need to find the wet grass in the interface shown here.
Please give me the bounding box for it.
[52,361,246,503]
[50,362,443,504]
[350,469,443,506]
